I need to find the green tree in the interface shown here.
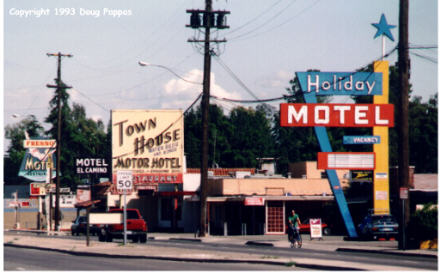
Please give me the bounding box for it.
[45,87,75,187]
[223,105,275,168]
[408,95,438,172]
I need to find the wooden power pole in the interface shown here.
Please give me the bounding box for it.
[47,52,72,231]
[397,0,410,250]
[186,1,229,237]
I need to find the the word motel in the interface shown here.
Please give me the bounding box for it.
[296,72,382,96]
[280,103,394,127]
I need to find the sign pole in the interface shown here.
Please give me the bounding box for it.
[123,191,127,245]
[117,170,132,246]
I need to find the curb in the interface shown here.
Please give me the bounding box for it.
[4,243,360,271]
[336,247,438,258]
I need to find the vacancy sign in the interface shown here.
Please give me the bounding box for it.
[280,103,394,127]
[318,152,375,170]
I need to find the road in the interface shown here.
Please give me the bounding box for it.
[4,232,437,271]
[4,246,301,271]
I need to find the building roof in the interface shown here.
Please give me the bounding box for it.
[413,174,438,191]
[187,168,256,176]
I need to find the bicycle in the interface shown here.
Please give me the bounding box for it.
[288,225,302,248]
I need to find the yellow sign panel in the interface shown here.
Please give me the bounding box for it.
[111,110,184,184]
[373,61,390,214]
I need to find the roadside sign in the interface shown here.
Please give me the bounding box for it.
[117,170,133,191]
[309,218,323,239]
[244,197,265,206]
[89,213,123,224]
[30,183,46,196]
[400,187,409,200]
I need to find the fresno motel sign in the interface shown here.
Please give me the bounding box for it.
[280,103,394,127]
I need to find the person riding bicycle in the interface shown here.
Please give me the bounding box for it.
[287,209,301,243]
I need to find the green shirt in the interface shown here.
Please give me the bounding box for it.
[288,214,299,228]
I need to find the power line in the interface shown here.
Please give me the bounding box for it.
[410,52,437,63]
[226,0,284,35]
[209,46,398,105]
[231,0,321,42]
[228,0,298,41]
[113,92,202,159]
[213,54,260,100]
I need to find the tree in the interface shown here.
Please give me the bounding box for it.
[4,115,45,184]
[223,105,275,168]
[45,87,75,187]
[408,95,437,173]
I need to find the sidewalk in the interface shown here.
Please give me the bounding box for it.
[4,229,438,271]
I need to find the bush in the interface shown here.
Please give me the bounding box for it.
[407,203,437,243]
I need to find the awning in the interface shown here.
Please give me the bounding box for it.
[159,191,197,196]
[75,200,101,208]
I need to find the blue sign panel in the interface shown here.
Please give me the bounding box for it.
[343,136,381,145]
[296,72,382,96]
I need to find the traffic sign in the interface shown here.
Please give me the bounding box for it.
[117,170,133,191]
[400,187,409,200]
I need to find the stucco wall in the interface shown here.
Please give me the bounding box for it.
[208,178,334,196]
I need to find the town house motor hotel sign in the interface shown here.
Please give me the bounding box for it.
[112,110,184,190]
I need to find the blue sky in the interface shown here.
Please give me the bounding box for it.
[3,0,438,133]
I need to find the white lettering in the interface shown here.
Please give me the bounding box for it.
[366,81,376,94]
[334,105,351,124]
[315,106,329,124]
[355,106,369,124]
[344,75,353,90]
[307,75,319,92]
[288,105,307,124]
[355,81,364,91]
[375,106,389,125]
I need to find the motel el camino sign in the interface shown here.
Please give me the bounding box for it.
[112,110,184,185]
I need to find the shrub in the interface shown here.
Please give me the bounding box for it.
[407,203,437,243]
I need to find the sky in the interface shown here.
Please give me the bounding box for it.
[3,0,438,142]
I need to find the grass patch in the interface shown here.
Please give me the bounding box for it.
[285,261,296,267]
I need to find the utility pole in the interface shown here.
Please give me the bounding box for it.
[47,52,73,231]
[397,0,410,250]
[186,1,229,237]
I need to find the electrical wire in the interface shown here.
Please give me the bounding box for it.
[231,0,321,42]
[226,0,284,35]
[410,52,437,64]
[209,46,398,105]
[112,92,202,159]
[213,54,260,100]
[228,0,298,41]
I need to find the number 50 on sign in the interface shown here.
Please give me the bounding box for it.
[117,170,133,191]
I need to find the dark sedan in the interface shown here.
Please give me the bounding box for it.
[71,216,100,236]
[358,214,398,240]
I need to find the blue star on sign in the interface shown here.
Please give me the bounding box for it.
[372,14,396,42]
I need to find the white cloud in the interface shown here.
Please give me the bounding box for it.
[161,69,241,111]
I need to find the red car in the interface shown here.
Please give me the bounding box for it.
[299,218,331,235]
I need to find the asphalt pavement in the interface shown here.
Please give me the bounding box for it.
[4,229,438,271]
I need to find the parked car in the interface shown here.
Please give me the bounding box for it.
[98,208,148,243]
[358,214,398,240]
[299,218,331,235]
[71,216,100,236]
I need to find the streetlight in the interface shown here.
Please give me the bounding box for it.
[138,61,202,85]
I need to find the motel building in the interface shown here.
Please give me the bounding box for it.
[103,160,350,235]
